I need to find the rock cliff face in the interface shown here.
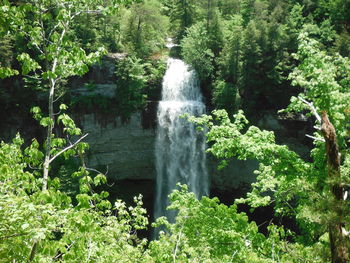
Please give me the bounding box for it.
[77,110,310,193]
[72,54,310,197]
[80,113,156,181]
[78,109,259,191]
[71,53,155,182]
[72,54,259,193]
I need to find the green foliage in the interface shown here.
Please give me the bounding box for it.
[0,6,18,79]
[217,14,243,83]
[0,34,18,78]
[214,15,243,113]
[239,20,264,109]
[1,1,350,262]
[0,136,149,263]
[191,109,314,210]
[0,133,331,262]
[212,80,239,116]
[72,11,125,53]
[317,0,350,31]
[121,0,168,58]
[70,58,166,119]
[150,185,268,262]
[190,107,332,257]
[150,185,328,262]
[143,58,167,101]
[169,0,197,42]
[287,32,350,148]
[0,35,13,67]
[217,0,240,18]
[204,2,299,114]
[240,0,255,26]
[7,1,112,82]
[115,56,147,121]
[181,22,214,80]
[334,31,350,58]
[190,32,350,261]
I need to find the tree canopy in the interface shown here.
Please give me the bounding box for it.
[0,0,349,262]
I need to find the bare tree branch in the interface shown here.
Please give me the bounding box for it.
[29,242,38,262]
[306,134,325,142]
[49,133,89,164]
[72,9,103,20]
[173,227,183,263]
[298,96,322,124]
[0,233,28,240]
[53,241,75,260]
[85,167,108,175]
[53,92,65,103]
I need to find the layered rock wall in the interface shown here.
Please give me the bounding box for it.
[81,113,156,181]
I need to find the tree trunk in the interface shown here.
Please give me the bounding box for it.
[206,0,211,31]
[41,24,65,191]
[42,80,55,191]
[321,111,349,263]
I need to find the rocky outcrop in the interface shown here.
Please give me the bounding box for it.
[78,108,260,191]
[80,113,156,181]
[209,158,258,192]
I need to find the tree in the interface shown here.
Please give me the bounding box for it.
[0,6,18,79]
[115,56,146,121]
[212,80,239,116]
[317,0,350,32]
[150,185,277,262]
[217,0,240,19]
[217,14,243,84]
[169,0,196,42]
[181,22,214,81]
[150,184,330,262]
[0,135,149,262]
[121,0,168,57]
[191,32,350,262]
[0,35,13,69]
[240,0,255,26]
[214,15,243,113]
[1,0,134,191]
[240,20,264,112]
[197,0,217,31]
[287,32,350,263]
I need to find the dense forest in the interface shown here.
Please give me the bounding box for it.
[0,0,350,262]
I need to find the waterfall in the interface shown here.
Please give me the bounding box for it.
[154,58,209,224]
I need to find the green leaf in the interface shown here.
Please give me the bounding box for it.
[0,67,18,79]
[59,104,68,110]
[17,53,41,74]
[42,71,57,80]
[39,117,53,127]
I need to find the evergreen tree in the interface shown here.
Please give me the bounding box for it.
[169,0,196,42]
[0,35,13,68]
[181,22,214,81]
[122,0,168,57]
[240,20,264,113]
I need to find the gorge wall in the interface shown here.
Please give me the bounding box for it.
[78,110,260,190]
[0,53,311,206]
[80,112,156,181]
[72,54,310,198]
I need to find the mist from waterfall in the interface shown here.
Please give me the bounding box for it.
[154,58,209,225]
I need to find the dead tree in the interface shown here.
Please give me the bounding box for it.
[321,111,349,263]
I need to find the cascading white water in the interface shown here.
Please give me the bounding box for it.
[154,58,209,224]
